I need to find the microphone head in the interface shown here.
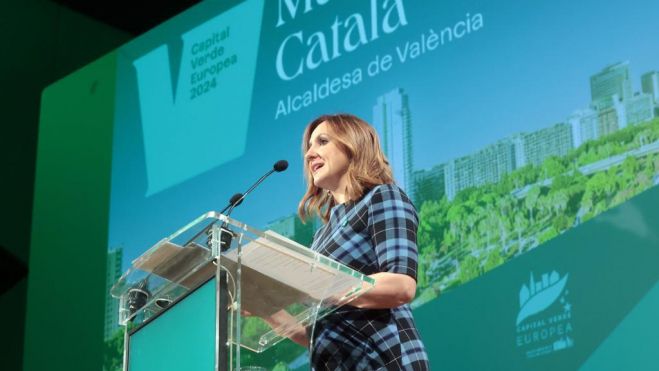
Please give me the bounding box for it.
[229,193,244,207]
[273,160,289,172]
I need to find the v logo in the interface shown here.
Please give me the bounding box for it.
[131,0,264,196]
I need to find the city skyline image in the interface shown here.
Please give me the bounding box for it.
[404,58,659,305]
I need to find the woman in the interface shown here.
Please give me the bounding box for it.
[299,113,430,370]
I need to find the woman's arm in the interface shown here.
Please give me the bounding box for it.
[259,273,415,346]
[348,272,416,309]
[352,185,420,309]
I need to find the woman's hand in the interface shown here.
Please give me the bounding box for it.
[256,309,309,348]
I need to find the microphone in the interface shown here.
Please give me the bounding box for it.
[273,160,288,172]
[222,160,288,217]
[221,193,244,212]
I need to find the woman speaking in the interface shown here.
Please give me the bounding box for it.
[298,113,430,370]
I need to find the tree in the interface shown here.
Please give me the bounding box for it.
[621,156,640,180]
[417,200,445,256]
[552,214,571,232]
[551,190,569,216]
[536,193,552,222]
[413,173,444,205]
[542,156,566,178]
[552,173,571,190]
[483,249,504,273]
[525,185,541,222]
[458,255,480,284]
[583,172,613,206]
[496,195,515,247]
[478,208,499,247]
[513,212,528,244]
[417,251,429,289]
[103,329,125,371]
[510,165,540,189]
[538,226,559,245]
[446,204,467,247]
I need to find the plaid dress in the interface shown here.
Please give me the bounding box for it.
[310,184,430,370]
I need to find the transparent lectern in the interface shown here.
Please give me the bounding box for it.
[111,211,374,371]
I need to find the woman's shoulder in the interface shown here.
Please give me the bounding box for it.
[367,183,413,202]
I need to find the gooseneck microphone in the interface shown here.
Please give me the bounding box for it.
[222,159,288,217]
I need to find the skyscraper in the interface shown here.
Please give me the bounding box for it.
[104,247,123,340]
[445,139,516,200]
[598,97,627,136]
[568,109,599,148]
[641,71,659,105]
[373,88,414,193]
[590,61,633,110]
[625,93,655,125]
[515,123,574,167]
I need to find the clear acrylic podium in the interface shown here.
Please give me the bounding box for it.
[111,211,374,370]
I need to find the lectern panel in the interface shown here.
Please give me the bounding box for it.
[128,279,216,371]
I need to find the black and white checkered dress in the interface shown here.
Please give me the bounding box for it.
[310,184,430,370]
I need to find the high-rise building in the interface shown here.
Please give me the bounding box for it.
[515,123,573,167]
[598,96,627,136]
[104,247,123,340]
[568,109,599,148]
[373,88,414,193]
[590,61,633,110]
[641,71,659,104]
[445,139,516,200]
[625,93,655,125]
[445,122,575,200]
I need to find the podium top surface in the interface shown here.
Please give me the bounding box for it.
[111,211,374,352]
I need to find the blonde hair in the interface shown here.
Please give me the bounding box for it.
[298,113,394,223]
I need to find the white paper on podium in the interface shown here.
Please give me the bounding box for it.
[222,231,360,302]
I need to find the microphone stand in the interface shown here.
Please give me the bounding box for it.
[216,226,232,371]
[210,160,287,371]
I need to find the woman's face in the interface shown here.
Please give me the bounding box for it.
[305,122,350,194]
